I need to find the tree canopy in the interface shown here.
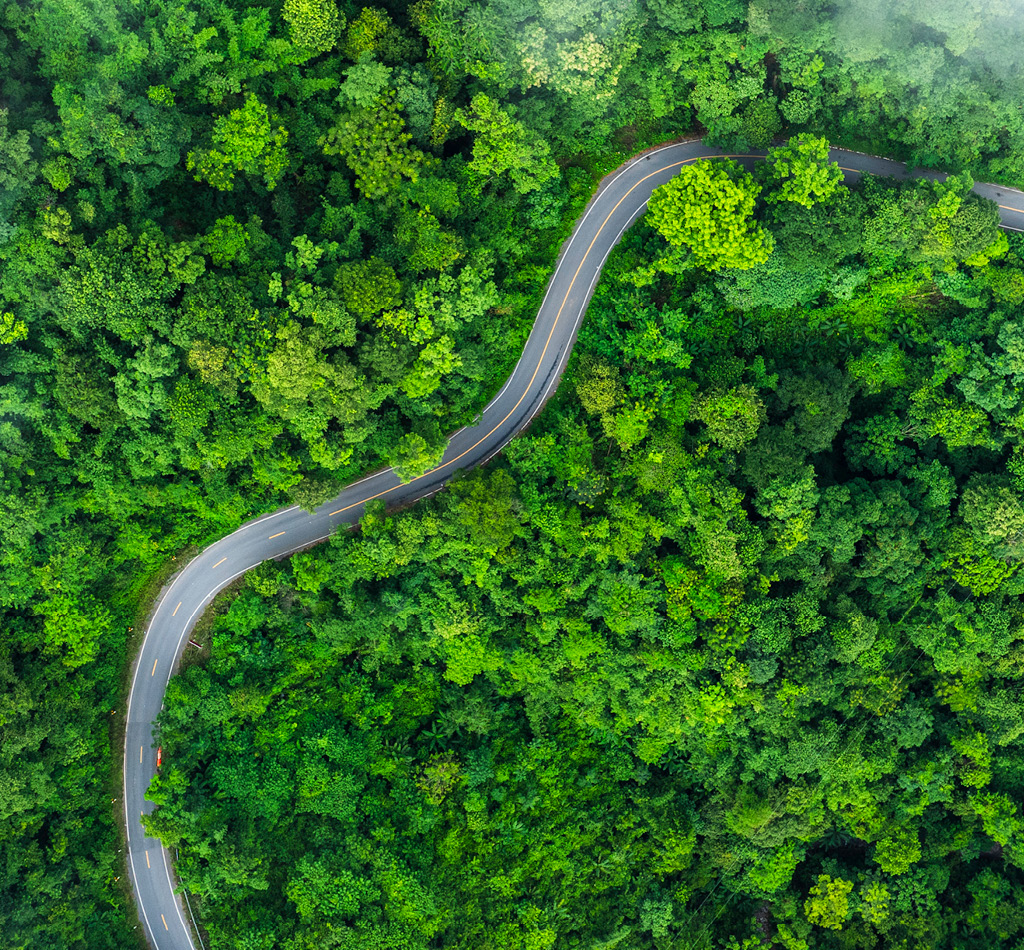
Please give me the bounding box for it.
[148,165,1024,950]
[647,159,775,271]
[2,0,1024,946]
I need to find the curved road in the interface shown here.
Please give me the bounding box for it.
[123,140,1024,949]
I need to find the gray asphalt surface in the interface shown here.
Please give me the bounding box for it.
[123,140,1024,949]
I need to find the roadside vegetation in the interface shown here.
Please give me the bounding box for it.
[1,1,1024,948]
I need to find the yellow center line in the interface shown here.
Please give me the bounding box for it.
[145,850,150,868]
[269,531,285,539]
[151,658,158,677]
[213,557,227,567]
[140,745,144,764]
[161,914,168,931]
[172,601,181,617]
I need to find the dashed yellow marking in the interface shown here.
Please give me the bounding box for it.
[161,914,168,930]
[140,746,144,764]
[172,601,181,617]
[213,557,227,567]
[269,531,285,539]
[151,658,158,677]
[145,850,150,868]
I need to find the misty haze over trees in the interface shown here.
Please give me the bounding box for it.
[1,0,1024,948]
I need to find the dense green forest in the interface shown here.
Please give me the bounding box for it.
[2,0,1024,947]
[149,168,1024,949]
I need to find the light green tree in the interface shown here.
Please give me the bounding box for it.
[969,792,1023,846]
[740,96,782,147]
[401,334,462,398]
[342,6,391,60]
[389,432,446,482]
[0,311,28,345]
[321,90,426,198]
[960,476,1024,561]
[0,108,37,201]
[282,0,343,55]
[762,134,844,208]
[859,880,891,929]
[337,59,392,108]
[647,159,773,271]
[187,95,289,191]
[202,216,249,266]
[395,206,463,273]
[454,94,559,195]
[416,753,463,804]
[804,874,853,930]
[918,174,1007,268]
[691,385,767,450]
[872,826,921,874]
[334,257,402,318]
[575,355,622,416]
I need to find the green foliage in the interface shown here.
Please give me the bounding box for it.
[335,257,402,317]
[454,94,559,195]
[187,95,289,192]
[804,875,854,930]
[321,89,426,199]
[739,96,782,148]
[343,7,392,60]
[5,0,1024,944]
[690,385,766,451]
[388,431,445,482]
[647,160,774,271]
[282,0,343,56]
[203,215,250,267]
[762,134,844,209]
[0,310,28,344]
[149,179,1024,950]
[959,476,1024,562]
[0,108,37,204]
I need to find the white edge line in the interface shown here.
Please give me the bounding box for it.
[492,148,719,429]
[167,525,361,666]
[242,504,301,528]
[525,196,651,430]
[126,848,158,948]
[339,468,391,493]
[143,517,398,940]
[436,150,717,459]
[162,846,193,944]
[125,508,317,946]
[129,497,317,723]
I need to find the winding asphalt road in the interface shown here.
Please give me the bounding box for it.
[123,140,1024,949]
